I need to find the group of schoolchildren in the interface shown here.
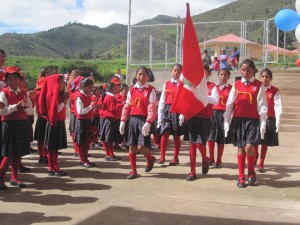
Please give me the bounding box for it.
[0,57,281,190]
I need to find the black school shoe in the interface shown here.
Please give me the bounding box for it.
[145,156,156,172]
[10,180,27,188]
[248,173,256,186]
[186,172,196,181]
[18,165,31,173]
[126,171,138,179]
[237,177,246,188]
[202,157,210,174]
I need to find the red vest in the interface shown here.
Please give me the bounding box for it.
[213,84,232,111]
[196,81,215,119]
[1,87,28,121]
[74,91,93,119]
[233,79,261,119]
[129,85,154,117]
[164,80,178,105]
[266,86,278,118]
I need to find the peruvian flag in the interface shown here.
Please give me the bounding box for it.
[171,3,208,119]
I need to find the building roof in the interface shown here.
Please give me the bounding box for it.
[202,34,256,44]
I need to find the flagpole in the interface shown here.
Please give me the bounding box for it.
[126,0,132,84]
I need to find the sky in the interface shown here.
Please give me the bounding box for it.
[0,0,236,34]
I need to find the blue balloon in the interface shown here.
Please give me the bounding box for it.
[274,9,300,32]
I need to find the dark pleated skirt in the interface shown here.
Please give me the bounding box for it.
[92,116,101,130]
[1,120,31,157]
[34,116,47,142]
[126,116,151,147]
[69,112,76,134]
[230,117,260,148]
[186,116,212,145]
[74,118,93,145]
[159,104,183,135]
[100,118,122,143]
[260,117,279,146]
[44,120,67,151]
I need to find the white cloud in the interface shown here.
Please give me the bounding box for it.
[0,0,236,34]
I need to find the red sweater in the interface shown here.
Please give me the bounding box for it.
[164,80,178,105]
[213,84,232,111]
[74,92,94,120]
[102,94,124,120]
[266,85,278,118]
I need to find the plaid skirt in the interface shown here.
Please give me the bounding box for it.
[68,112,76,134]
[100,118,122,143]
[231,117,260,148]
[260,117,279,146]
[1,120,31,157]
[159,105,183,135]
[208,110,232,144]
[186,116,212,144]
[74,118,93,145]
[126,116,151,147]
[34,116,47,142]
[44,120,67,151]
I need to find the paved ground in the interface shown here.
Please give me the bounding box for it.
[0,131,299,225]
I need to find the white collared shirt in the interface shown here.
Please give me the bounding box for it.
[265,84,282,120]
[75,90,93,115]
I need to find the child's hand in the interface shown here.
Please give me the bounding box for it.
[94,104,102,110]
[17,100,28,109]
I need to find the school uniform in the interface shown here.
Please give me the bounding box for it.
[186,81,219,181]
[157,79,182,164]
[208,82,232,144]
[74,90,94,166]
[261,84,281,146]
[91,94,101,130]
[121,82,156,147]
[223,76,268,186]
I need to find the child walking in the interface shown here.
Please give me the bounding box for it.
[157,63,184,165]
[254,69,282,173]
[0,66,33,189]
[74,78,101,167]
[185,66,219,181]
[100,82,124,161]
[224,59,268,188]
[119,66,157,179]
[39,74,69,176]
[207,69,232,168]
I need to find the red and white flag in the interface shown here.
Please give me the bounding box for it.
[171,3,208,119]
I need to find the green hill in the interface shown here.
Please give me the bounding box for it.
[0,0,296,59]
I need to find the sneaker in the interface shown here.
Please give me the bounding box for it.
[186,172,196,181]
[10,180,27,188]
[248,173,256,186]
[55,170,67,176]
[169,158,179,166]
[145,156,156,172]
[237,177,246,188]
[126,171,138,179]
[18,165,31,173]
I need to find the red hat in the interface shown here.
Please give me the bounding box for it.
[5,66,24,79]
[111,76,121,85]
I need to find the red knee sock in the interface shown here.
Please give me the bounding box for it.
[196,143,207,166]
[71,133,77,153]
[173,135,181,160]
[0,157,10,183]
[216,144,224,164]
[129,152,137,172]
[53,151,59,170]
[108,142,115,157]
[207,141,215,161]
[259,145,268,168]
[10,157,21,181]
[47,151,55,171]
[102,142,110,157]
[189,144,197,174]
[145,153,154,161]
[246,154,255,174]
[160,132,170,161]
[76,144,86,162]
[254,145,259,159]
[237,154,246,179]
